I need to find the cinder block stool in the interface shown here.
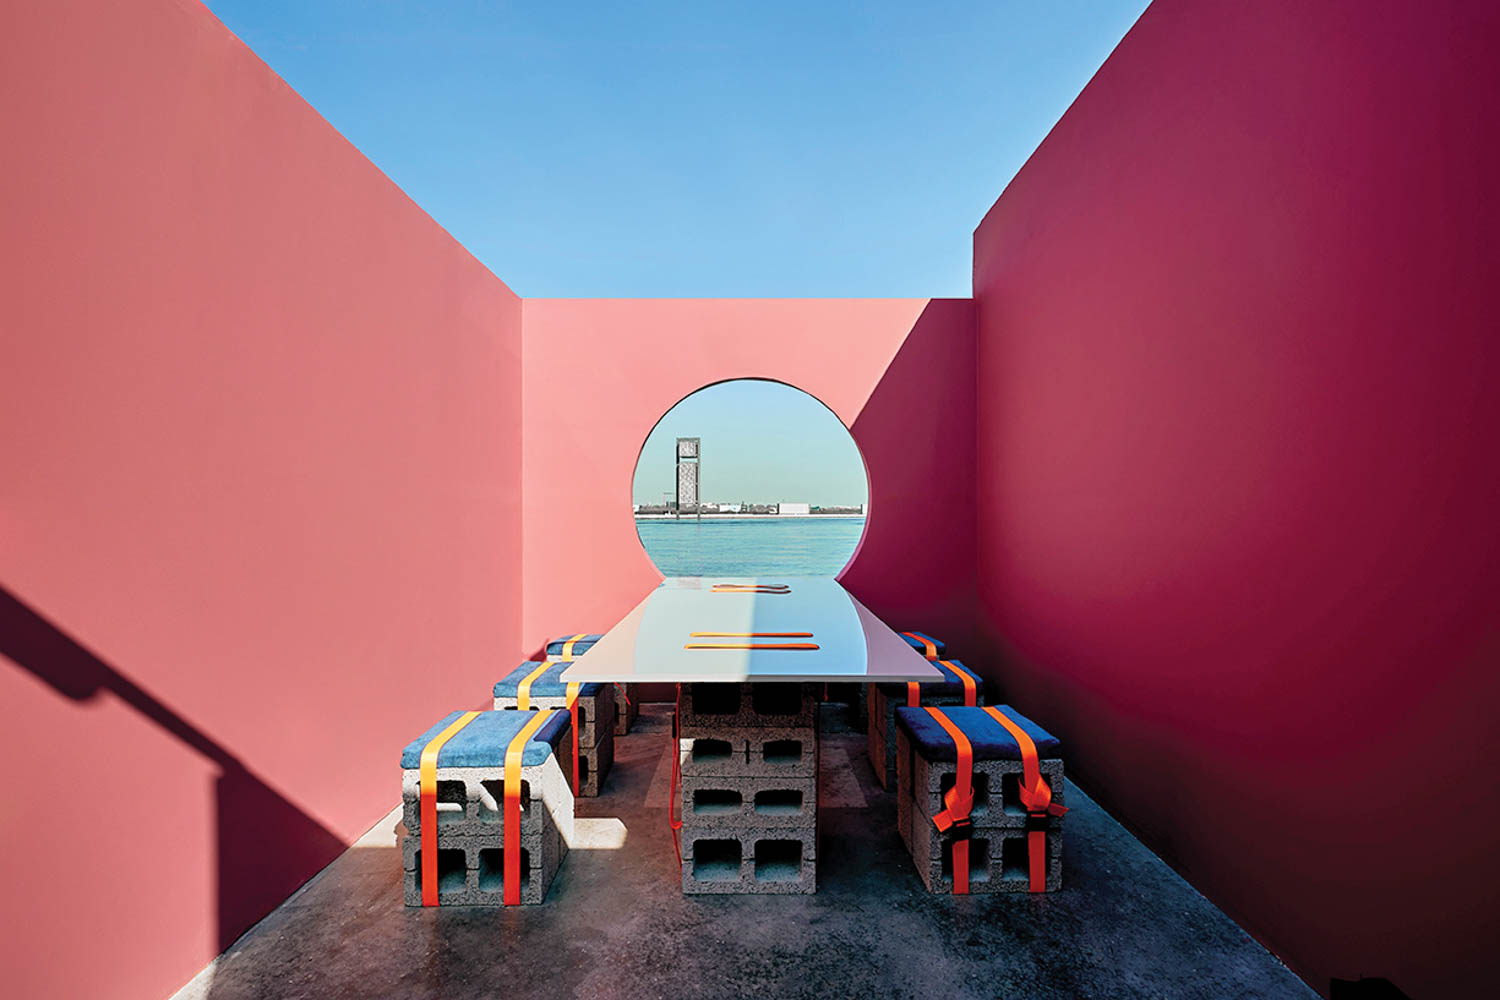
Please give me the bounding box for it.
[544,632,638,734]
[895,705,1066,894]
[495,661,615,796]
[867,657,983,790]
[399,709,574,906]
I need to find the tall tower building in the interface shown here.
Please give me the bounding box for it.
[675,436,700,512]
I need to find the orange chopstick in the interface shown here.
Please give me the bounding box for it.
[683,643,820,651]
[689,632,813,637]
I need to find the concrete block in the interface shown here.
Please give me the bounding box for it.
[867,683,985,791]
[678,682,816,729]
[680,826,818,895]
[896,726,1065,830]
[574,739,614,798]
[400,749,575,845]
[400,818,567,905]
[494,683,615,749]
[681,773,818,830]
[676,722,817,778]
[613,683,640,735]
[677,732,749,777]
[905,819,1062,895]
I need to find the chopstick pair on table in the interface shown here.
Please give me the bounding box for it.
[691,583,816,648]
[684,631,818,650]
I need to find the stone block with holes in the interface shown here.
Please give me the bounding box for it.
[398,821,567,906]
[680,773,818,829]
[494,661,615,796]
[680,826,818,895]
[398,709,574,905]
[613,683,640,734]
[866,659,985,791]
[679,723,818,779]
[895,705,1064,894]
[678,682,817,729]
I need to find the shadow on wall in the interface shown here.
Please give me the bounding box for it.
[0,586,346,953]
[841,298,977,656]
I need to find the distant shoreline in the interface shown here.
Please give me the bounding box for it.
[634,513,866,521]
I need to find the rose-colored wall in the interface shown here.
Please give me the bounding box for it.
[972,1,1500,996]
[0,2,523,998]
[520,298,976,668]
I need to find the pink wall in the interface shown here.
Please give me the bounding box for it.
[0,2,524,998]
[521,298,975,665]
[971,1,1500,996]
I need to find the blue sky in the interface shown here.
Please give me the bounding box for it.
[204,0,1147,298]
[633,380,868,506]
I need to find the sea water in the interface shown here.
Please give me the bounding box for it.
[635,518,866,577]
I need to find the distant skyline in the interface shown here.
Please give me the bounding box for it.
[633,380,868,506]
[201,1,1147,297]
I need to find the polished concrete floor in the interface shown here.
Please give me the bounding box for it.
[174,705,1315,1000]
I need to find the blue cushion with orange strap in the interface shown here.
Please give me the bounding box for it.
[876,658,983,701]
[894,705,1061,762]
[494,661,606,699]
[544,633,602,658]
[400,709,569,768]
[898,630,946,657]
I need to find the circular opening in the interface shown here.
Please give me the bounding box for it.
[631,379,869,578]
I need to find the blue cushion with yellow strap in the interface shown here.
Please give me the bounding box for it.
[876,658,983,700]
[494,660,605,699]
[545,633,602,658]
[400,709,569,768]
[894,705,1061,762]
[898,630,946,657]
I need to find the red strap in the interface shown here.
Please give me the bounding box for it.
[983,706,1067,892]
[938,660,977,707]
[906,681,920,708]
[668,683,683,864]
[503,709,555,905]
[901,631,939,659]
[418,711,481,906]
[565,682,581,793]
[925,707,974,895]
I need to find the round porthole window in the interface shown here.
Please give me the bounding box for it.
[631,379,869,578]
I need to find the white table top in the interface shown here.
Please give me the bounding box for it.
[557,576,944,684]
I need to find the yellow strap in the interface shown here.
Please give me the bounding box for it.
[419,710,482,906]
[504,709,555,905]
[560,633,587,658]
[515,660,551,710]
[565,681,581,792]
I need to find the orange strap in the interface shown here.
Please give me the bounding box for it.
[515,660,550,710]
[565,682,581,793]
[901,631,939,659]
[906,682,921,708]
[983,706,1067,892]
[939,660,977,707]
[668,683,683,863]
[503,709,555,905]
[684,642,819,650]
[418,710,482,906]
[559,633,587,658]
[689,631,813,637]
[925,707,975,895]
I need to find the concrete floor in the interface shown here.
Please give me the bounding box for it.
[174,705,1315,1000]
